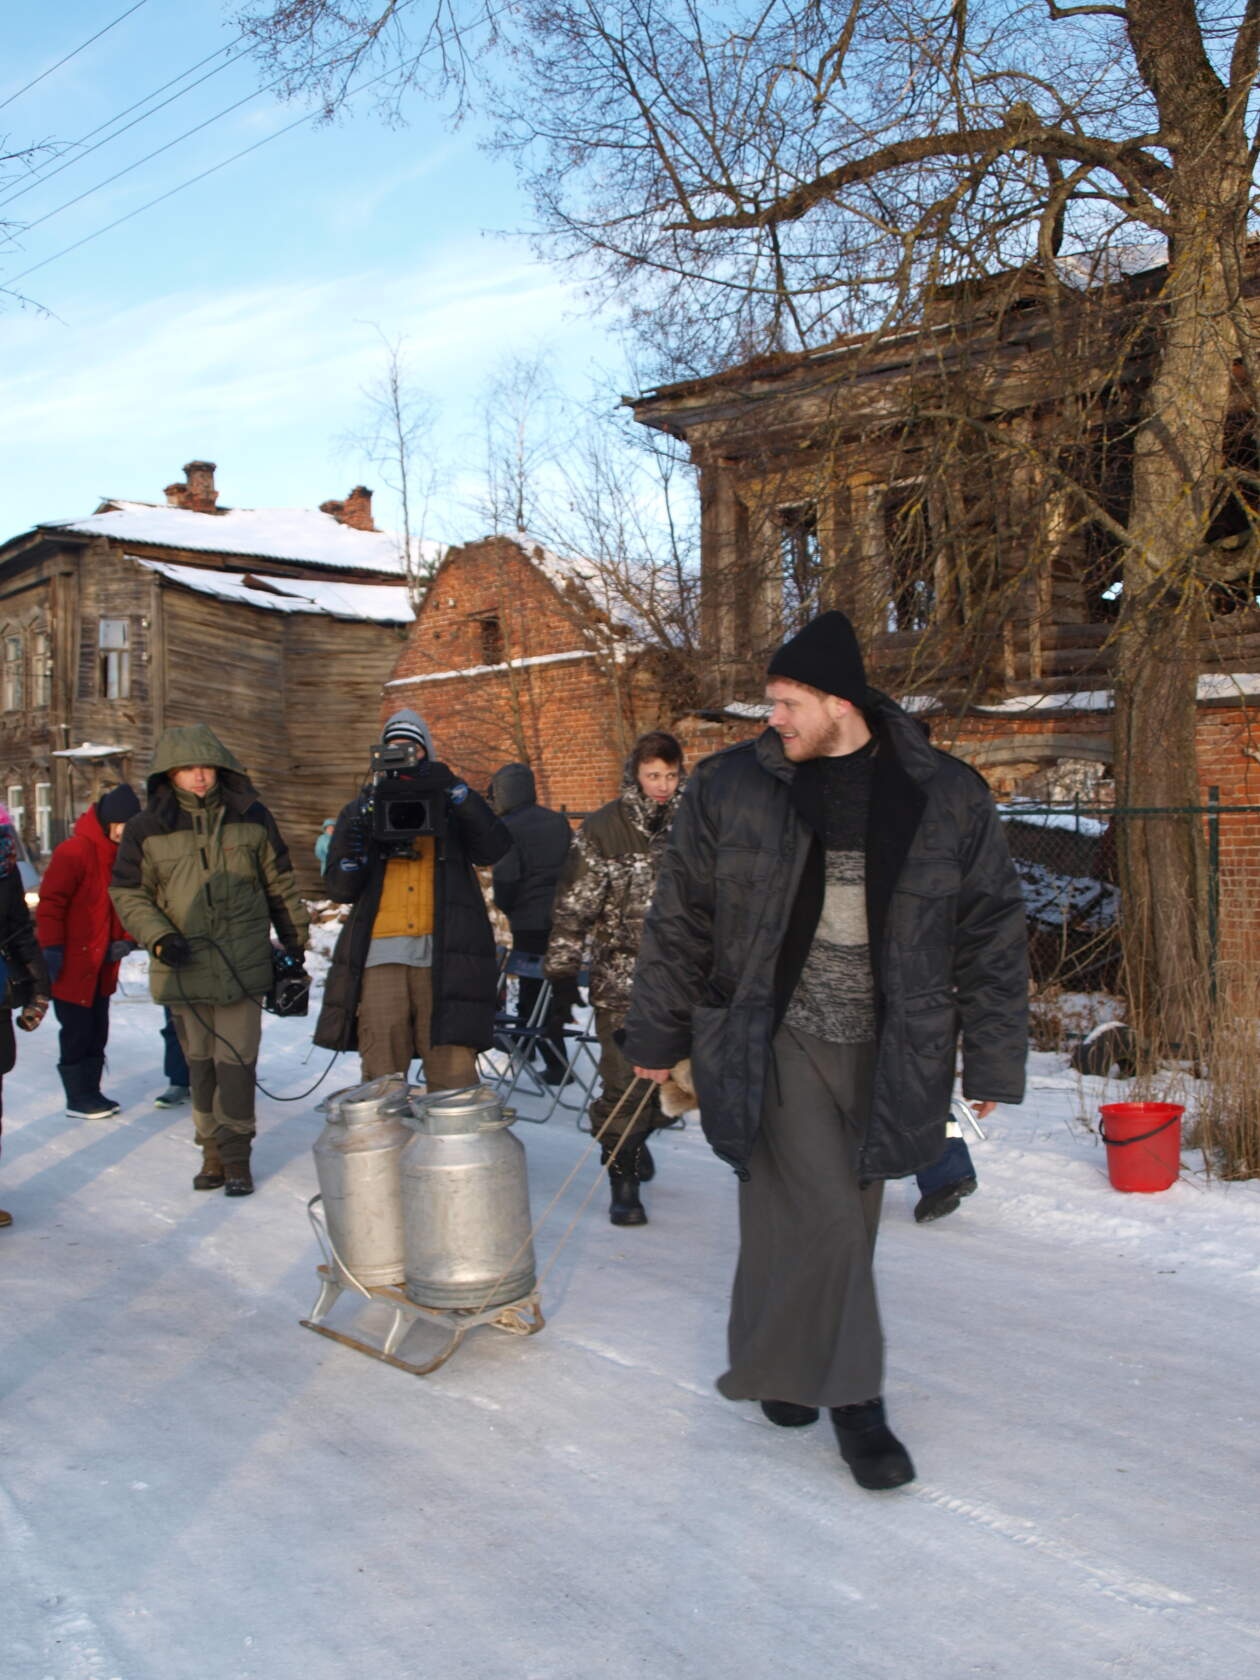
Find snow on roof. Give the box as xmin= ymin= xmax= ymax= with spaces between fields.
xmin=974 ymin=677 xmax=1260 ymax=713
xmin=971 ymin=690 xmax=1115 ymax=715
xmin=134 ymin=559 xmax=413 ymax=623
xmin=52 ymin=742 xmax=132 ymax=759
xmin=999 ymin=801 xmax=1111 ymax=837
xmin=499 ymin=531 xmax=602 ymax=597
xmin=1196 ymin=672 xmax=1260 ymax=701
xmin=1056 ymin=241 xmax=1169 ymax=289
xmin=716 ymin=677 xmax=1260 ymax=724
xmin=42 ymin=500 xmax=441 ymax=577
xmin=385 ymin=648 xmax=598 ymax=687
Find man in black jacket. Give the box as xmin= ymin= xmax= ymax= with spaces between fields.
xmin=314 ymin=710 xmax=511 ymax=1089
xmin=623 ymin=611 xmax=1027 ymax=1492
xmin=488 ymin=763 xmax=575 ymax=1084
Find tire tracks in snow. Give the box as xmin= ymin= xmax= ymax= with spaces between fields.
xmin=913 ymin=1481 xmax=1260 ymax=1640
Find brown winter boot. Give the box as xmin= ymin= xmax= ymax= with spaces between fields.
xmin=216 ymin=1129 xmax=255 ymax=1197
xmin=193 ymin=1138 xmax=225 ymax=1191
xmin=0 ymin=1208 xmax=12 ymax=1229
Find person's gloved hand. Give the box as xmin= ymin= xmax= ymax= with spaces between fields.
xmin=153 ymin=933 xmax=193 ymax=968
xmin=18 ymin=997 xmax=48 ymax=1032
xmin=404 ymin=760 xmax=456 ymax=795
xmin=106 ymin=938 xmax=137 ymax=963
xmin=41 ymin=945 xmax=64 ymax=985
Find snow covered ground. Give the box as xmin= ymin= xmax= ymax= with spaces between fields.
xmin=3 ymin=965 xmax=1259 ymax=1680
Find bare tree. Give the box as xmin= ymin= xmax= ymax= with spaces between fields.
xmin=344 ymin=328 xmax=442 ymax=603
xmin=2 ymin=133 xmax=60 ymax=308
xmin=238 ymin=0 xmax=1260 ymax=1050
xmin=473 ymin=348 xmax=557 ymax=535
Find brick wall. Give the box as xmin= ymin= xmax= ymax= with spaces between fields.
xmin=385 ymin=543 xmax=1260 ymax=962
xmin=385 ymin=536 xmax=671 ymax=813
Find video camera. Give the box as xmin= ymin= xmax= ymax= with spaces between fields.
xmin=360 ymin=739 xmax=447 ymax=855
xmin=265 ymin=947 xmax=310 ymax=1018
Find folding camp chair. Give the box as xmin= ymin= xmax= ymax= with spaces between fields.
xmin=478 ymin=947 xmax=552 ymax=1113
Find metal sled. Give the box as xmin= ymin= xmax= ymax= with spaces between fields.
xmin=300 ymin=1264 xmax=545 ymax=1377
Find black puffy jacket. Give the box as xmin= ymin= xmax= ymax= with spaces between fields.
xmin=313 ymin=770 xmax=511 ymax=1054
xmin=488 ymin=764 xmax=573 ymax=936
xmin=621 ymin=692 xmax=1028 ymax=1180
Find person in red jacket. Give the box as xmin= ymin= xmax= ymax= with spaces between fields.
xmin=36 ymin=784 xmax=141 ymax=1119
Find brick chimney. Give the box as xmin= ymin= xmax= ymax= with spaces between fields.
xmin=164 ymin=460 xmax=220 ymax=513
xmin=319 ymin=485 xmax=375 ymax=531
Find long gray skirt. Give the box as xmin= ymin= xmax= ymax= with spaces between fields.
xmin=716 ymin=1024 xmax=885 ymax=1409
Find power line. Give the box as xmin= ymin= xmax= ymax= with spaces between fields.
xmin=2 ymin=103 xmax=334 ymax=290
xmin=0 ymin=36 xmax=247 ymax=212
xmin=16 ymin=72 xmax=292 ymax=238
xmin=0 ymin=0 xmax=507 ymax=294
xmin=0 ymin=1 xmax=153 ymax=116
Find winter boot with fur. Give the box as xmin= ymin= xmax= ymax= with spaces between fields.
xmin=215 ymin=1128 xmax=254 ymax=1198
xmin=830 ymin=1398 xmax=915 ymax=1490
xmin=601 ymin=1138 xmax=647 ymax=1227
xmin=193 ymin=1137 xmax=226 ymax=1191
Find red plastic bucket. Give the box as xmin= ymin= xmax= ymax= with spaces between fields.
xmin=1098 ymin=1103 xmax=1183 ymax=1192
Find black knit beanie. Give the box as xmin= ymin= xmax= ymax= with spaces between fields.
xmin=97 ymin=784 xmax=141 ymax=826
xmin=766 ymin=610 xmax=867 ymax=706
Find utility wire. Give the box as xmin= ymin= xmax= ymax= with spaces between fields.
xmin=1 ymin=103 xmax=320 ymax=290
xmin=0 ymin=36 xmax=247 ymax=212
xmin=16 ymin=70 xmax=295 ymax=238
xmin=0 ymin=1 xmax=153 ymax=116
xmin=1 ymin=0 xmax=507 ymax=293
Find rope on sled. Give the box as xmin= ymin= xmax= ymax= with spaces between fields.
xmin=465 ymin=1077 xmax=660 ymax=1320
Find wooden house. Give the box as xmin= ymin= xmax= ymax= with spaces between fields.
xmin=627 ymin=259 xmax=1260 ymax=785
xmin=0 ymin=462 xmax=422 ymax=892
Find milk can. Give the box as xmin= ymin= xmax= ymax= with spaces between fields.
xmin=312 ymin=1074 xmax=414 ymax=1288
xmin=400 ymin=1084 xmax=536 ymax=1310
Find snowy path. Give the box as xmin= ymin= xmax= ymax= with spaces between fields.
xmin=2 ymin=991 xmax=1259 ymax=1680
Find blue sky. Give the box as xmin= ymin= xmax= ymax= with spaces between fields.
xmin=0 ymin=1 xmax=628 ymax=545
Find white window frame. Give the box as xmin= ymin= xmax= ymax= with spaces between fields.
xmin=6 ymin=783 xmax=25 ymax=836
xmin=34 ymin=782 xmax=52 ymax=854
xmin=2 ymin=632 xmax=23 ymax=712
xmin=98 ymin=618 xmax=130 ymax=700
xmin=31 ymin=628 xmax=52 ymax=708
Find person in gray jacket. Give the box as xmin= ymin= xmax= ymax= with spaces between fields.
xmin=623 ymin=611 xmax=1027 ymax=1492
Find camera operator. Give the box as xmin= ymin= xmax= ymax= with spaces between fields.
xmin=110 ymin=726 xmax=309 ymax=1198
xmin=314 ymin=709 xmax=511 ymax=1090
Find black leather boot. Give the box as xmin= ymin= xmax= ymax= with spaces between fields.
xmin=830 ymin=1398 xmax=915 ymax=1490
xmin=761 ymin=1400 xmax=820 ymax=1427
xmin=601 ymin=1139 xmax=647 ymax=1226
xmin=215 ymin=1128 xmax=254 ymax=1197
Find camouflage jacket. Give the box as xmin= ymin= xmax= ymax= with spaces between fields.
xmin=544 ymin=776 xmax=684 ymax=1016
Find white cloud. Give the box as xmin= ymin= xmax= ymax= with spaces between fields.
xmin=0 ymin=237 xmax=618 ymax=540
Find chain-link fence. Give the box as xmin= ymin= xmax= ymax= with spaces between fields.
xmin=1000 ymin=792 xmax=1260 ymax=991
